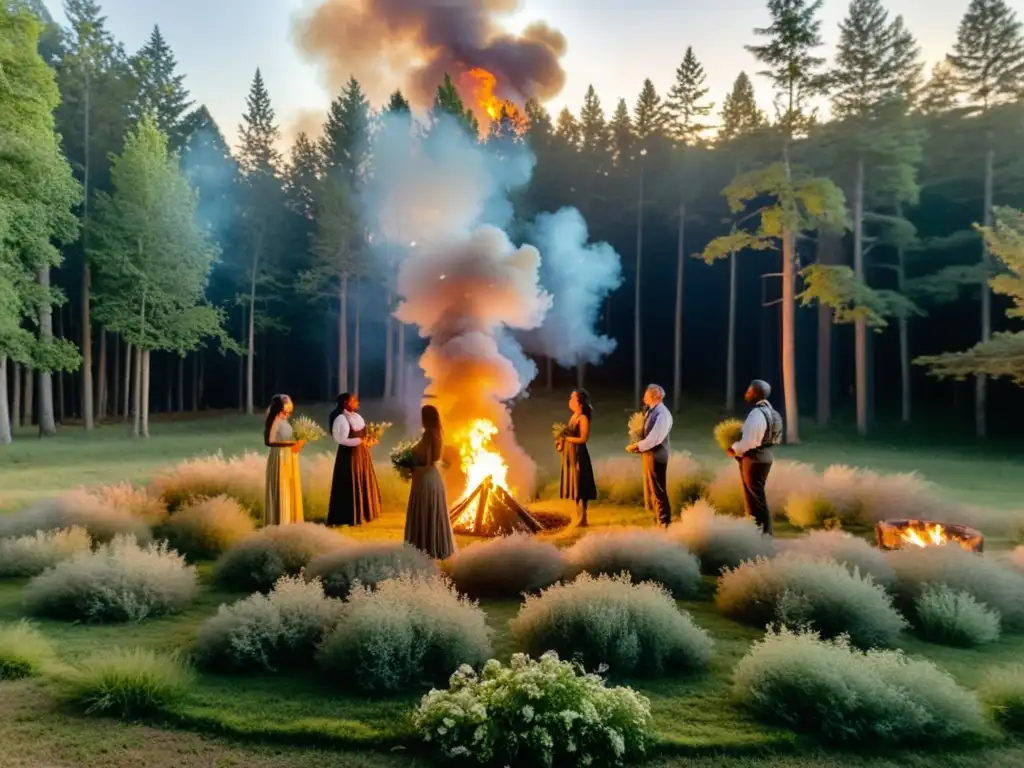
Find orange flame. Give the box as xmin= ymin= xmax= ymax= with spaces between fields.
xmin=899 ymin=521 xmax=951 ymax=548
xmin=456 ymin=419 xmax=508 ymax=499
xmin=460 ymin=68 xmax=530 ymax=137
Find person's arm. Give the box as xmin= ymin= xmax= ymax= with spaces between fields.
xmin=635 ymin=410 xmax=670 ymax=453
xmin=265 ymin=421 xmax=296 ymax=448
xmin=565 ymin=415 xmax=590 ymax=444
xmin=732 ymin=410 xmax=766 ymax=455
xmin=331 ymin=414 xmax=362 ymax=447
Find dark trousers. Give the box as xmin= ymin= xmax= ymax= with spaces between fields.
xmin=739 ymin=456 xmax=773 ymax=535
xmin=642 ymin=452 xmax=671 ymax=526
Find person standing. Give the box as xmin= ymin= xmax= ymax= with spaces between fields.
xmin=627 ymin=384 xmax=673 ymax=527
xmin=727 ymin=379 xmax=783 ymax=536
xmin=404 ymin=405 xmax=456 ymax=559
xmin=558 ymin=389 xmax=598 ymax=527
xmin=264 ymin=394 xmax=305 ymax=526
xmin=327 ymin=393 xmax=382 ymax=527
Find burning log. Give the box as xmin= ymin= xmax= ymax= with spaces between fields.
xmin=875 ymin=519 xmax=983 ymax=553
xmin=449 ymin=476 xmax=544 ymax=537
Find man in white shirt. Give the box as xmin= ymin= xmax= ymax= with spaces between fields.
xmin=727 ymin=379 xmax=783 ymax=536
xmin=627 ymin=384 xmax=673 ymax=527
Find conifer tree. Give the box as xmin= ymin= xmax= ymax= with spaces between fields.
xmin=131 ymin=25 xmax=192 ymax=147
xmin=608 ymin=98 xmax=634 ymax=165
xmin=919 ymin=61 xmax=960 ymax=114
xmin=322 ymin=76 xmax=371 ymax=186
xmin=719 ymin=72 xmax=765 ymax=143
xmin=555 ymin=107 xmax=581 ymax=147
xmin=431 ymin=73 xmax=478 ymax=135
xmin=666 ymin=47 xmax=714 ymax=144
xmin=633 ymin=78 xmax=668 ymax=142
xmin=385 ymin=90 xmax=410 ymax=113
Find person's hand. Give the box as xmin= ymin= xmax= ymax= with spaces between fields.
xmin=726 ymin=447 xmax=736 ymax=458
xmin=626 ymin=443 xmax=639 ymax=454
xmin=291 ymin=440 xmax=306 ymax=454
xmin=555 ymin=438 xmax=564 ymax=453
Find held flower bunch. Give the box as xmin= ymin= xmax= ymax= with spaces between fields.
xmin=552 ymin=422 xmax=569 ymax=440
xmin=390 ymin=440 xmax=418 ymax=481
xmin=713 ymin=419 xmax=744 ymax=453
xmin=290 ymin=415 xmax=326 ymax=443
xmin=412 ymin=651 xmax=653 ymax=767
xmin=363 ymin=421 xmax=392 ymax=448
xmin=627 ymin=411 xmax=645 ymax=444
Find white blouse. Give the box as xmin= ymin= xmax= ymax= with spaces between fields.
xmin=332 ymin=410 xmax=365 ymax=448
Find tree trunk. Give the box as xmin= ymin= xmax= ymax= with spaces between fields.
xmin=131 ymin=345 xmax=142 ymax=437
xmin=726 ymin=253 xmax=738 ymax=412
xmin=816 ymin=232 xmax=841 ymax=425
xmin=55 ymin=308 xmax=65 ymax=423
xmin=112 ymin=336 xmax=120 ymax=423
xmin=12 ymin=362 xmax=21 ymax=429
xmin=142 ymin=349 xmax=151 ymax=438
xmin=96 ymin=330 xmax=107 ymax=420
xmin=246 ymin=236 xmax=261 ymax=415
xmin=781 ymin=228 xmax=800 ymax=444
xmin=23 ymin=367 xmax=33 ymax=427
xmin=0 ymin=356 xmax=10 ymax=445
xmin=633 ymin=163 xmax=644 ymax=409
xmin=396 ymin=322 xmax=406 ymax=398
xmin=383 ymin=298 xmax=394 ymax=400
xmin=852 ymin=157 xmax=867 ymax=436
xmin=338 ymin=270 xmax=349 ymax=392
xmin=672 ymin=201 xmax=685 ymax=412
xmin=237 ymin=307 xmax=245 ymax=411
xmin=123 ymin=342 xmax=132 ymax=422
xmin=354 ymin=276 xmax=361 ymax=395
xmin=36 ymin=267 xmax=57 ymax=436
xmin=194 ymin=354 xmax=203 ymax=411
xmin=977 ymin=138 xmax=994 ymax=438
xmin=81 ymin=68 xmax=94 ymax=431
xmin=895 ymin=204 xmax=911 ymax=423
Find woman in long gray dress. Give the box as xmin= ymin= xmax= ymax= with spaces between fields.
xmin=264 ymin=394 xmax=305 ymax=526
xmin=403 ymin=405 xmax=456 ymax=560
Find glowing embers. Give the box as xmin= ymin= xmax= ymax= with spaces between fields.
xmin=875 ymin=519 xmax=983 ymax=553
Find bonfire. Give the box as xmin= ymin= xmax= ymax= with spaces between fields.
xmin=875 ymin=519 xmax=984 ymax=553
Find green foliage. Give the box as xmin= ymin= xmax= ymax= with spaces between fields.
xmin=0 ymin=620 xmax=55 ymax=679
xmin=913 ymin=583 xmax=1001 ymax=647
xmin=159 ymin=495 xmax=255 ymax=561
xmin=668 ymin=500 xmax=775 ymax=575
xmin=800 ymin=264 xmax=913 ymax=327
xmin=718 ymin=71 xmax=766 ymax=144
xmin=980 ymin=666 xmax=1024 ymax=732
xmin=666 ymin=47 xmax=713 ymax=144
xmin=948 ymin=0 xmax=1024 ymax=110
xmin=322 ymin=76 xmax=371 ymax=184
xmin=444 ymin=533 xmax=565 ymax=599
xmin=0 ymin=526 xmax=91 ymax=577
xmin=0 ymin=488 xmax=151 ymax=543
xmin=212 ymin=522 xmax=348 ymax=592
xmin=633 ymin=78 xmax=668 ymax=142
xmin=431 ymin=73 xmax=478 ymax=136
xmin=303 ymin=541 xmax=440 ymax=599
xmin=563 ymin=529 xmax=701 ymax=599
xmin=784 ymin=529 xmax=896 ymax=587
xmin=130 ymin=25 xmax=193 ymax=146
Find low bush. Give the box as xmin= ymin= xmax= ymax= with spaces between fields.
xmin=590 ymin=452 xmax=708 ymax=509
xmin=317 ymin=573 xmax=492 ymax=693
xmin=87 ymin=483 xmax=169 ymax=527
xmin=24 ymin=535 xmax=198 ymax=622
xmin=443 ymin=534 xmax=565 ymax=598
xmin=510 ymin=573 xmax=713 ymax=677
xmin=563 ymin=528 xmax=700 ymax=599
xmin=53 ymin=647 xmax=194 ymax=719
xmin=705 ymin=460 xmax=816 ymax=520
xmin=913 ymin=584 xmax=1000 ymax=647
xmin=195 ymin=576 xmax=342 ymax=672
xmin=0 ymin=491 xmax=151 ymax=544
xmin=716 ymin=553 xmax=906 ymax=649
xmin=159 ymin=496 xmax=255 ymax=561
xmin=414 ymin=652 xmax=654 ymax=768
xmin=783 ymin=530 xmax=896 ymax=587
xmin=0 ymin=527 xmax=92 ymax=578
xmin=149 ymin=451 xmax=265 ymax=516
xmin=668 ymin=500 xmax=774 ymax=575
xmin=0 ymin=620 xmax=55 ymax=679
xmin=887 ymin=545 xmax=1024 ymax=631
xmin=980 ymin=666 xmax=1024 ymax=733
xmin=732 ymin=627 xmax=988 ymax=744
xmin=212 ymin=523 xmax=349 ymax=593
xmin=302 ymin=455 xmax=409 ymax=521
xmin=305 ymin=542 xmax=440 ymax=599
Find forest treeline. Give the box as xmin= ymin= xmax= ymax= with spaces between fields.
xmin=1 ymin=0 xmax=1023 ymax=445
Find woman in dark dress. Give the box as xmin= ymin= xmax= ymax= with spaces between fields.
xmin=327 ymin=393 xmax=382 ymax=527
xmin=403 ymin=405 xmax=456 ymax=559
xmin=557 ymin=389 xmax=597 ymax=527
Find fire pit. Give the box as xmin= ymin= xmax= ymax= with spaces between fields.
xmin=449 ymin=476 xmax=544 ymax=537
xmin=875 ymin=519 xmax=984 ymax=553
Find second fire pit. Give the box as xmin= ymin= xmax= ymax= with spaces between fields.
xmin=875 ymin=519 xmax=984 ymax=553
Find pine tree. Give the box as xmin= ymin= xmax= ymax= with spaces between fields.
xmin=555 ymin=107 xmax=581 ymax=147
xmin=666 ymin=47 xmax=714 ymax=144
xmin=431 ymin=73 xmax=478 ymax=135
xmin=130 ymin=25 xmax=192 ymax=147
xmin=608 ymin=98 xmax=634 ymax=165
xmin=579 ymin=85 xmax=609 ymax=157
xmin=719 ymin=72 xmax=765 ymax=143
xmin=944 ymin=0 xmax=1024 ymax=436
xmin=633 ymin=78 xmax=668 ymax=142
xmin=180 ymin=105 xmax=237 ymax=238
xmin=322 ymin=76 xmax=371 ymax=186
xmin=385 ymin=89 xmax=410 ymax=113
xmin=919 ymin=61 xmax=960 ymax=114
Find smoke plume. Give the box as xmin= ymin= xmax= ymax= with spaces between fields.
xmin=293 ymin=0 xmax=567 ymax=109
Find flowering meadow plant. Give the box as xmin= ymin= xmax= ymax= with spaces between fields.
xmin=364 ymin=421 xmax=392 ymax=445
xmin=390 ymin=440 xmax=418 ymax=481
xmin=290 ymin=415 xmax=326 ymax=443
xmin=413 ymin=651 xmax=653 ymax=767
xmin=627 ymin=411 xmax=645 ymax=444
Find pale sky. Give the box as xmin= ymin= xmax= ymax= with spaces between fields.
xmin=42 ymin=0 xmax=965 ymax=150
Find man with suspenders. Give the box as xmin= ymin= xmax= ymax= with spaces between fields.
xmin=726 ymin=379 xmax=783 ymax=536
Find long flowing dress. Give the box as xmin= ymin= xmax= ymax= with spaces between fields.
xmin=403 ymin=430 xmax=456 ymax=559
xmin=559 ymin=415 xmax=597 ymax=502
xmin=327 ymin=410 xmax=382 ymax=527
xmin=265 ymin=418 xmax=304 ymax=526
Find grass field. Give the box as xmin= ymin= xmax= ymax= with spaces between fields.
xmin=2 ymin=393 xmax=1024 ymax=766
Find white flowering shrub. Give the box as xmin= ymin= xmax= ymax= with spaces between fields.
xmin=24 ymin=535 xmax=198 ymax=622
xmin=913 ymin=584 xmax=1001 ymax=647
xmin=317 ymin=573 xmax=492 ymax=693
xmin=213 ymin=523 xmax=349 ymax=592
xmin=149 ymin=451 xmax=265 ymax=516
xmin=305 ymin=542 xmax=440 ymax=599
xmin=0 ymin=527 xmax=92 ymax=578
xmin=413 ymin=652 xmax=654 ymax=767
xmin=196 ymin=576 xmax=342 ymax=671
xmin=87 ymin=483 xmax=169 ymax=527
xmin=667 ymin=500 xmax=774 ymax=575
xmin=783 ymin=530 xmax=896 ymax=588
xmin=444 ymin=534 xmax=565 ymax=599
xmin=510 ymin=573 xmax=713 ymax=677
xmin=716 ymin=553 xmax=906 ymax=649
xmin=160 ymin=495 xmax=255 ymax=561
xmin=564 ymin=529 xmax=700 ymax=599
xmin=732 ymin=627 xmax=987 ymax=743
xmin=0 ymin=490 xmax=151 ymax=544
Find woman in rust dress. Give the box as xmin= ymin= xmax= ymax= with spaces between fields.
xmin=558 ymin=389 xmax=597 ymax=527
xmin=327 ymin=393 xmax=382 ymax=527
xmin=403 ymin=405 xmax=456 ymax=559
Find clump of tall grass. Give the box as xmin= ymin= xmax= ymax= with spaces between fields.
xmin=0 ymin=620 xmax=55 ymax=679
xmin=195 ymin=576 xmax=342 ymax=672
xmin=980 ymin=666 xmax=1024 ymax=733
xmin=563 ymin=528 xmax=701 ymax=599
xmin=212 ymin=522 xmax=349 ymax=593
xmin=0 ymin=527 xmax=92 ymax=578
xmin=24 ymin=535 xmax=198 ymax=623
xmin=159 ymin=495 xmax=255 ymax=561
xmin=667 ymin=500 xmax=774 ymax=575
xmin=0 ymin=490 xmax=151 ymax=544
xmin=148 ymin=451 xmax=265 ymax=516
xmin=913 ymin=584 xmax=1001 ymax=647
xmin=783 ymin=530 xmax=896 ymax=588
xmin=716 ymin=553 xmax=906 ymax=649
xmin=510 ymin=573 xmax=713 ymax=677
xmin=305 ymin=541 xmax=440 ymax=599
xmin=732 ymin=627 xmax=988 ymax=744
xmin=317 ymin=573 xmax=492 ymax=693
xmin=52 ymin=647 xmax=194 ymax=719
xmin=87 ymin=482 xmax=169 ymax=527
xmin=590 ymin=452 xmax=708 ymax=509
xmin=887 ymin=545 xmax=1024 ymax=631
xmin=444 ymin=534 xmax=565 ymax=598
xmin=705 ymin=460 xmax=816 ymax=520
